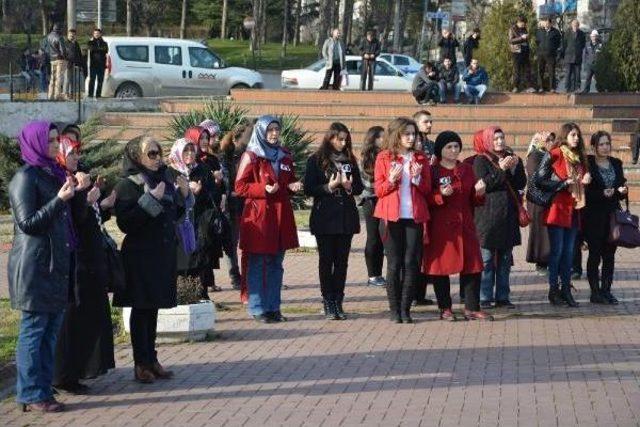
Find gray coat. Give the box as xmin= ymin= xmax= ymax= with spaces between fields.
xmin=322 ymin=37 xmax=345 ymax=69
xmin=582 ymin=41 xmax=602 ymax=67
xmin=8 ymin=166 xmax=72 ymax=312
xmin=47 ymin=30 xmax=67 ymax=61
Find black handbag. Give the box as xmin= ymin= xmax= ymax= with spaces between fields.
xmin=526 ymin=151 xmax=560 ymax=208
xmin=609 ymin=196 xmax=640 ymax=248
xmin=102 ymin=230 xmax=126 ymax=293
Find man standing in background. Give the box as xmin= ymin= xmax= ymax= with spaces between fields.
xmin=87 ymin=28 xmax=109 ymax=98
xmin=46 ymin=23 xmax=67 ymax=100
xmin=359 ymin=30 xmax=381 ymax=91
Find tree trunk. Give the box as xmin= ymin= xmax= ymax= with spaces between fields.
xmin=316 ymin=0 xmax=328 ymax=46
xmin=251 ymin=0 xmax=259 ymax=52
xmin=260 ymin=0 xmax=267 ymax=45
xmin=342 ymin=0 xmax=354 ymax=46
xmin=380 ymin=0 xmax=393 ymax=51
xmin=293 ymin=0 xmax=301 ymax=46
xmin=416 ymin=0 xmax=429 ymax=60
xmin=126 ymin=0 xmax=132 ymax=36
xmin=67 ymin=0 xmax=76 ymax=31
xmin=220 ymin=0 xmax=228 ymax=39
xmin=281 ymin=0 xmax=288 ymax=58
xmin=180 ymin=0 xmax=187 ymax=39
xmin=392 ymin=0 xmax=402 ymax=53
xmin=39 ymin=0 xmax=47 ymax=36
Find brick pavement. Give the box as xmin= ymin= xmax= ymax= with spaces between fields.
xmin=1 ymin=231 xmax=640 ymax=426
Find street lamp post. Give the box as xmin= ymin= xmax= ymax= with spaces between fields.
xmin=244 ymin=17 xmax=257 ymax=71
xmin=97 ymin=0 xmax=103 ymax=29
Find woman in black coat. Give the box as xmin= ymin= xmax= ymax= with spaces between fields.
xmin=583 ymin=131 xmax=628 ymax=304
xmin=473 ymin=126 xmax=527 ymax=309
xmin=304 ymin=122 xmax=363 ymax=320
xmin=525 ymin=132 xmax=556 ymax=273
xmin=52 ymin=126 xmax=115 ymax=394
xmin=113 ymin=136 xmax=189 ymax=383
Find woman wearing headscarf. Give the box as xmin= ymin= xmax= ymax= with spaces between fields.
xmin=423 ymin=131 xmax=490 ymax=321
xmin=167 ymin=138 xmax=221 ymax=299
xmin=52 ymin=126 xmax=116 ymax=394
xmin=473 ymin=126 xmax=527 ymax=309
xmin=8 ymin=121 xmax=77 ymax=412
xmin=525 ymin=131 xmax=556 ymax=274
xmin=113 ymin=135 xmax=190 ymax=383
xmin=235 ymin=115 xmax=303 ymax=323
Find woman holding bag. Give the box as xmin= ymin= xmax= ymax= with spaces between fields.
xmin=583 ymin=131 xmax=627 ymax=304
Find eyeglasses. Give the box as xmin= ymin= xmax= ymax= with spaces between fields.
xmin=146 ymin=150 xmax=161 ymax=159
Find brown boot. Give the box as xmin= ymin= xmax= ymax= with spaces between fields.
xmin=151 ymin=361 xmax=174 ymax=379
xmin=134 ymin=364 xmax=156 ymax=383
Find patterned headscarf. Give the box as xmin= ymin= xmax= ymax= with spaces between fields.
xmin=56 ymin=135 xmax=81 ymax=171
xmin=169 ymin=138 xmax=197 ymax=176
xmin=246 ymin=115 xmax=287 ymax=176
xmin=200 ymin=119 xmax=221 ymax=138
xmin=527 ymin=131 xmax=554 ymax=156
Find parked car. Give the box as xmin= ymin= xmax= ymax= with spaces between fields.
xmin=281 ymin=55 xmax=412 ymax=91
xmin=99 ymin=37 xmax=263 ymax=98
xmin=378 ymin=53 xmax=422 ymax=75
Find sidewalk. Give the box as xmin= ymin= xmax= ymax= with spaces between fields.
xmin=1 ymin=232 xmax=639 ymax=426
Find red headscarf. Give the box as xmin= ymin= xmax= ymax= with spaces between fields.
xmin=56 ymin=135 xmax=81 ymax=171
xmin=472 ymin=129 xmax=484 ymax=154
xmin=476 ymin=125 xmax=503 ymax=155
xmin=184 ymin=126 xmax=210 ymax=158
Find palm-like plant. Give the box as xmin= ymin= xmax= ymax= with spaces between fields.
xmin=168 ymin=99 xmax=249 ymax=140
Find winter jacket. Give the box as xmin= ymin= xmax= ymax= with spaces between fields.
xmin=438 ymin=64 xmax=459 ymax=84
xmin=359 ymin=38 xmax=381 ymax=60
xmin=322 ymin=37 xmax=346 ymax=69
xmin=463 ymin=35 xmax=479 ymax=65
xmin=47 ymin=30 xmax=67 ymax=61
xmin=438 ymin=35 xmax=459 ymax=61
xmin=87 ymin=37 xmax=108 ymax=69
xmin=412 ymin=68 xmax=440 ymax=94
xmin=582 ymin=41 xmax=602 ymax=67
xmin=462 ymin=66 xmax=488 ymax=86
xmin=234 ymin=150 xmax=299 ymax=254
xmin=304 ymin=154 xmax=363 ymax=235
xmin=562 ymin=29 xmax=586 ymax=64
xmin=8 ymin=166 xmax=72 ymax=312
xmin=509 ymin=25 xmax=530 ymax=55
xmin=66 ymin=40 xmax=83 ymax=67
xmin=535 ymin=27 xmax=562 ymax=58
xmin=473 ymin=154 xmax=527 ymax=250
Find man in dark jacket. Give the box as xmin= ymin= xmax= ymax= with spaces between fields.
xmin=64 ymin=29 xmax=84 ymax=97
xmin=581 ymin=29 xmax=602 ymax=94
xmin=508 ymin=16 xmax=535 ymax=93
xmin=46 ymin=23 xmax=67 ymax=100
xmin=412 ymin=62 xmax=440 ymax=105
xmin=438 ymin=29 xmax=459 ymax=62
xmin=359 ymin=30 xmax=381 ymax=91
xmin=87 ymin=28 xmax=108 ymax=98
xmin=561 ymin=19 xmax=586 ymax=92
xmin=535 ymin=17 xmax=562 ymax=92
xmin=438 ymin=57 xmax=460 ymax=103
xmin=463 ymin=28 xmax=480 ymax=67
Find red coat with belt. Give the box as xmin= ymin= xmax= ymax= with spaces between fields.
xmin=422 ymin=162 xmax=484 ymax=276
xmin=234 ymin=150 xmax=299 ymax=254
xmin=373 ymin=149 xmax=431 ymax=222
xmin=543 ymin=147 xmax=585 ymax=228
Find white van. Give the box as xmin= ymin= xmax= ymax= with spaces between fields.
xmin=99 ymin=37 xmax=264 ymax=98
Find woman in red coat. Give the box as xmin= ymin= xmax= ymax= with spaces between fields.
xmin=533 ymin=122 xmax=591 ymax=307
xmin=423 ymin=131 xmax=492 ymax=321
xmin=234 ymin=115 xmax=303 ymax=323
xmin=374 ymin=117 xmax=431 ymax=324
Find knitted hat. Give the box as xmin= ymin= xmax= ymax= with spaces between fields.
xmin=434 ymin=131 xmax=462 ymax=159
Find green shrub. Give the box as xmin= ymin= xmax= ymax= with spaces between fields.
xmin=476 ymin=0 xmax=537 ymax=91
xmin=594 ymin=0 xmax=640 ymax=92
xmin=0 ymin=134 xmax=22 ymax=211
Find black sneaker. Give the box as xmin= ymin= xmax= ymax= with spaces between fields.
xmin=414 ymin=298 xmax=434 ymax=306
xmin=480 ymin=301 xmax=494 ymax=309
xmin=253 ymin=314 xmax=274 ymax=324
xmin=495 ymin=300 xmax=516 ymax=309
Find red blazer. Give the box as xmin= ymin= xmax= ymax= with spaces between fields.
xmin=373 ymin=149 xmax=431 ymax=225
xmin=234 ymin=150 xmax=299 ymax=254
xmin=543 ymin=147 xmax=585 ymax=228
xmin=423 ymin=162 xmax=484 ymax=276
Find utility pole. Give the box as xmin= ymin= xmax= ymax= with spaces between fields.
xmin=67 ymin=0 xmax=76 ymax=30
xmin=97 ymin=0 xmax=103 ymax=29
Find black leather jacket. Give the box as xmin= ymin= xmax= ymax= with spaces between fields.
xmin=8 ymin=166 xmax=72 ymax=312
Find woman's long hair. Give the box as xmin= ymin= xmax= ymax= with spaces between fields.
xmin=383 ymin=117 xmax=418 ymax=155
xmin=316 ymin=122 xmax=356 ymax=171
xmin=361 ymin=126 xmax=384 ymax=176
xmin=558 ymin=122 xmax=587 ymax=166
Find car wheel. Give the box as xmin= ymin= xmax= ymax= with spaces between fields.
xmin=230 ymin=83 xmax=250 ymax=93
xmin=115 ymin=82 xmax=143 ymax=98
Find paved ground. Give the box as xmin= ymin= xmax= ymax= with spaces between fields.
xmin=1 ymin=230 xmax=639 ymax=426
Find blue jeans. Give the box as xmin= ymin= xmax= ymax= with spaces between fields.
xmin=547 ymin=225 xmax=579 ymax=290
xmin=246 ymin=251 xmax=285 ymax=316
xmin=464 ymin=84 xmax=487 ymax=103
xmin=438 ymin=81 xmax=461 ymax=102
xmin=480 ymin=248 xmax=513 ymax=303
xmin=16 ymin=311 xmax=64 ymax=404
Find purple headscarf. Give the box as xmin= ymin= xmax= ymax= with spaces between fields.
xmin=18 ymin=121 xmax=66 ymax=183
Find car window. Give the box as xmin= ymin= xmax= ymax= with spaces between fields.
xmin=306 ymin=59 xmax=326 ymax=72
xmin=375 ymin=61 xmax=397 ymax=76
xmin=379 ymin=54 xmax=391 ymax=62
xmin=189 ymin=47 xmax=223 ymax=69
xmin=394 ymin=56 xmax=410 ymax=66
xmin=116 ymin=45 xmax=149 ymax=62
xmin=154 ymin=46 xmax=182 ymax=66
xmin=346 ymin=60 xmax=361 ymax=75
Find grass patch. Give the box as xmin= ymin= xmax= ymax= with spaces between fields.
xmin=0 ymin=299 xmax=20 ymax=366
xmin=294 ymin=209 xmax=310 ymax=229
xmin=206 ymin=39 xmax=319 ymax=70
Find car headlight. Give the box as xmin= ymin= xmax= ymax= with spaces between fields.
xmin=282 ymin=76 xmax=298 ymax=86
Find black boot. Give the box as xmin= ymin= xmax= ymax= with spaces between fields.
xmin=400 ymin=283 xmax=414 ymax=324
xmin=548 ymin=287 xmax=564 ymax=305
xmin=560 ymin=286 xmax=579 ymax=307
xmin=324 ymin=299 xmax=339 ymax=320
xmin=601 ymin=280 xmax=619 ymax=305
xmin=335 ymin=296 xmax=347 ymax=320
xmin=387 ymin=278 xmax=402 ymax=323
xmin=588 ymin=277 xmax=606 ymax=304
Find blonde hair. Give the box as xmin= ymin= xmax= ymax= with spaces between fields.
xmin=383 ymin=117 xmax=418 ymax=155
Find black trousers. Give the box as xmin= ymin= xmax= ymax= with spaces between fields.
xmin=321 ymin=62 xmax=341 ymax=90
xmin=587 ymin=234 xmax=617 ymax=288
xmin=537 ymin=55 xmax=556 ymax=91
xmin=573 ymin=233 xmax=584 ymax=275
xmin=432 ymin=273 xmax=481 ymax=312
xmin=632 ymin=133 xmax=640 ymax=164
xmin=413 ymin=81 xmax=439 ymax=104
xmin=381 ymin=219 xmax=423 ymax=315
xmin=316 ymin=234 xmax=353 ymax=300
xmin=360 ymin=59 xmax=376 ymax=90
xmin=564 ymin=63 xmax=581 ymax=92
xmin=130 ymin=308 xmax=159 ymax=365
xmin=362 ymin=198 xmax=384 ymax=277
xmin=582 ymin=65 xmax=595 ymax=92
xmin=512 ymin=53 xmax=533 ymax=90
xmin=88 ymin=66 xmax=105 ymax=98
